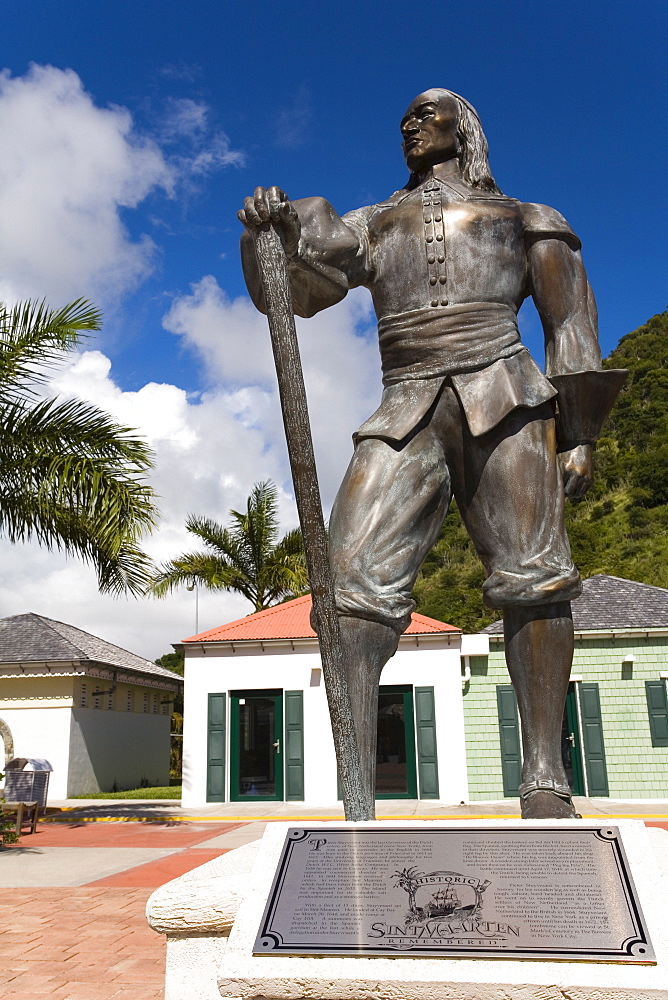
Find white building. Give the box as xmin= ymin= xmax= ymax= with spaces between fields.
xmin=0 ymin=613 xmax=182 ymax=799
xmin=180 ymin=595 xmax=488 ymax=809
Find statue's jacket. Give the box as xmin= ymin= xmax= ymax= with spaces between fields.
xmin=241 ymin=166 xmax=620 ymax=446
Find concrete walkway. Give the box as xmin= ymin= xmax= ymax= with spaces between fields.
xmin=3 ymin=802 xmax=668 ymax=999
xmin=43 ymin=796 xmax=668 ymax=821
xmin=0 ymin=818 xmax=261 ymax=999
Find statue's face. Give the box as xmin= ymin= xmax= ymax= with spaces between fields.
xmin=401 ymin=90 xmax=460 ymax=174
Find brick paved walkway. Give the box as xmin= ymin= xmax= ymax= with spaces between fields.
xmin=0 ymin=820 xmax=250 ymax=999
xmin=0 ymin=887 xmax=164 ymax=999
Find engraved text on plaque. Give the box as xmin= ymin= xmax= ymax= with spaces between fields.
xmin=254 ymin=827 xmax=654 ymax=963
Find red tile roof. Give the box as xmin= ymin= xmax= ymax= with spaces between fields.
xmin=183 ymin=594 xmax=460 ymax=643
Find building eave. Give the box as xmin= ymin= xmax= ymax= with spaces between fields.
xmin=487 ymin=626 xmax=668 ymax=643
xmin=0 ymin=659 xmax=181 ymax=690
xmin=179 ymin=631 xmax=460 ymax=656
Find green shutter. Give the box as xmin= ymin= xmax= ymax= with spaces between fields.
xmin=284 ymin=690 xmax=305 ymax=801
xmin=496 ymin=685 xmax=521 ymax=797
xmin=646 ymin=681 xmax=668 ymax=747
xmin=580 ymin=683 xmax=609 ymax=797
xmin=415 ymin=686 xmax=439 ymax=799
xmin=207 ymin=693 xmax=226 ymax=802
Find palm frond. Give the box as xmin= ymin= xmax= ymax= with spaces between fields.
xmin=259 ymin=527 xmax=309 ymax=605
xmin=0 ymin=491 xmax=154 ymax=596
xmin=0 ymin=397 xmax=157 ymax=544
xmin=148 ymin=553 xmax=257 ymax=605
xmin=148 ymin=480 xmax=307 ymax=611
xmin=229 ymin=480 xmax=280 ymax=578
xmin=0 ymin=298 xmax=102 ymax=398
xmin=274 ymin=527 xmax=307 ymax=557
xmin=0 ymin=298 xmax=159 ymax=598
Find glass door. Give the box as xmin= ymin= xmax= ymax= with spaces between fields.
xmin=230 ymin=689 xmax=283 ymax=801
xmin=376 ymin=685 xmax=417 ymax=799
xmin=562 ymin=682 xmax=585 ymax=796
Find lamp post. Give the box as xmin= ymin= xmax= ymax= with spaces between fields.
xmin=186 ymin=578 xmax=199 ymax=635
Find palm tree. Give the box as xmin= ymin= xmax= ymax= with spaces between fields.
xmin=393 ymin=868 xmax=422 ymax=914
xmin=148 ymin=480 xmax=308 ymax=612
xmin=0 ymin=298 xmax=158 ymax=595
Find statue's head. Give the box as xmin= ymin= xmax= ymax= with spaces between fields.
xmin=401 ymin=89 xmax=500 ymax=193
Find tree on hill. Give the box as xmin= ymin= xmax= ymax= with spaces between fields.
xmin=148 ymin=480 xmax=308 ymax=612
xmin=155 ymin=649 xmax=184 ymax=719
xmin=0 ymin=298 xmax=157 ymax=595
xmin=565 ymin=309 xmax=668 ymax=585
xmin=155 ymin=649 xmax=184 ymax=676
xmin=414 ymin=310 xmax=668 ymax=629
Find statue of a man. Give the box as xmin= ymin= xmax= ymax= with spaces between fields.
xmin=239 ymin=89 xmax=624 ymax=819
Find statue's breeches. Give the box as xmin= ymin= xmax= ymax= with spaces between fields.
xmin=329 ymin=384 xmax=581 ymax=634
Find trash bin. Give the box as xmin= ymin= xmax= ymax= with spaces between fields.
xmin=4 ymin=758 xmax=53 ymax=807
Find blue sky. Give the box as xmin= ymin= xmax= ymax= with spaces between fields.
xmin=1 ymin=0 xmax=666 ymax=655
xmin=5 ymin=0 xmax=666 ymax=384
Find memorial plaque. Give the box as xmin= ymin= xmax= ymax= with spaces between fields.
xmin=254 ymin=826 xmax=655 ymax=963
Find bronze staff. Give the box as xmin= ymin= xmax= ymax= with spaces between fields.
xmin=250 ymin=220 xmax=368 ymax=821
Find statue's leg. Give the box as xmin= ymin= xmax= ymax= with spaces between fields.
xmin=326 ymin=413 xmax=452 ymax=811
xmin=445 ymin=402 xmax=582 ymax=820
xmin=503 ymin=602 xmax=577 ymax=819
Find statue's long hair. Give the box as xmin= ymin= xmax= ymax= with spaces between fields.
xmin=407 ymin=89 xmax=502 ymax=195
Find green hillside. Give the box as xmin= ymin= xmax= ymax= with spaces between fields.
xmin=413 ymin=311 xmax=668 ymax=631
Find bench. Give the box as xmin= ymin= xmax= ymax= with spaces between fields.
xmin=1 ymin=800 xmax=39 ymax=835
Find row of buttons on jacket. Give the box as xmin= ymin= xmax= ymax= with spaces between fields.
xmin=422 ymin=183 xmax=448 ymax=306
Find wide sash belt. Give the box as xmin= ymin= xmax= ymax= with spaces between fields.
xmin=378 ymin=301 xmax=521 ymax=383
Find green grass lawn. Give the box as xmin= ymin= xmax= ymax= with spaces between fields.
xmin=71 ymin=786 xmax=182 ymax=799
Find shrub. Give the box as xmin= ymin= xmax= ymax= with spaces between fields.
xmin=0 ymin=773 xmax=19 ymax=846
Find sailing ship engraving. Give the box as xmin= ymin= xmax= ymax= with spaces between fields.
xmin=393 ymin=867 xmax=491 ymax=924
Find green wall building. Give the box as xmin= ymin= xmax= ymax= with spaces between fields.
xmin=463 ymin=575 xmax=668 ymax=802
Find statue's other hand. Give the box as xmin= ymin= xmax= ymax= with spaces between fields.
xmin=237 ymin=186 xmax=301 ymax=257
xmin=559 ymin=444 xmax=593 ymax=499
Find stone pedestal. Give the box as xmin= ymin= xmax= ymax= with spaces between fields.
xmin=147 ymin=839 xmax=260 ymax=1000
xmin=148 ymin=820 xmax=668 ymax=1000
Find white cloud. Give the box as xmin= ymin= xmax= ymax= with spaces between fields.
xmin=0 ymin=282 xmax=381 ymax=659
xmin=158 ymin=62 xmax=203 ymax=84
xmin=163 ymin=276 xmax=382 ymax=502
xmin=0 ymin=65 xmax=244 ymax=310
xmin=159 ymin=97 xmax=244 ymax=174
xmin=0 ymin=63 xmax=380 ymax=661
xmin=161 ymin=97 xmax=209 ymax=140
xmin=0 ymin=64 xmax=174 ymax=306
xmin=0 ymin=353 xmax=286 ymax=657
xmin=0 ymin=540 xmax=246 ymax=662
xmin=163 ymin=275 xmax=275 ymax=385
xmin=47 ymin=349 xmax=289 ymax=558
xmin=275 ymin=84 xmax=313 ymax=149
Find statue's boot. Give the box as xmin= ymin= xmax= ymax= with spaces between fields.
xmin=337 ymin=616 xmax=400 ymax=819
xmin=503 ymin=602 xmax=579 ymax=820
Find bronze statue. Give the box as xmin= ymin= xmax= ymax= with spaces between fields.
xmin=239 ymin=89 xmax=625 ymax=820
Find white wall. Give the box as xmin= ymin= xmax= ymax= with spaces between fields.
xmin=68 ymin=708 xmax=171 ymax=795
xmin=382 ymin=638 xmax=469 ymax=804
xmin=0 ymin=706 xmax=72 ymax=799
xmin=181 ymin=643 xmax=333 ymax=809
xmin=182 ymin=634 xmax=469 ymax=808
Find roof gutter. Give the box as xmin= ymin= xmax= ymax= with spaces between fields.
xmin=179 ymin=632 xmax=461 ymax=654
xmin=0 ymin=660 xmax=181 ymax=690
xmin=488 ymin=627 xmax=668 ymax=642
